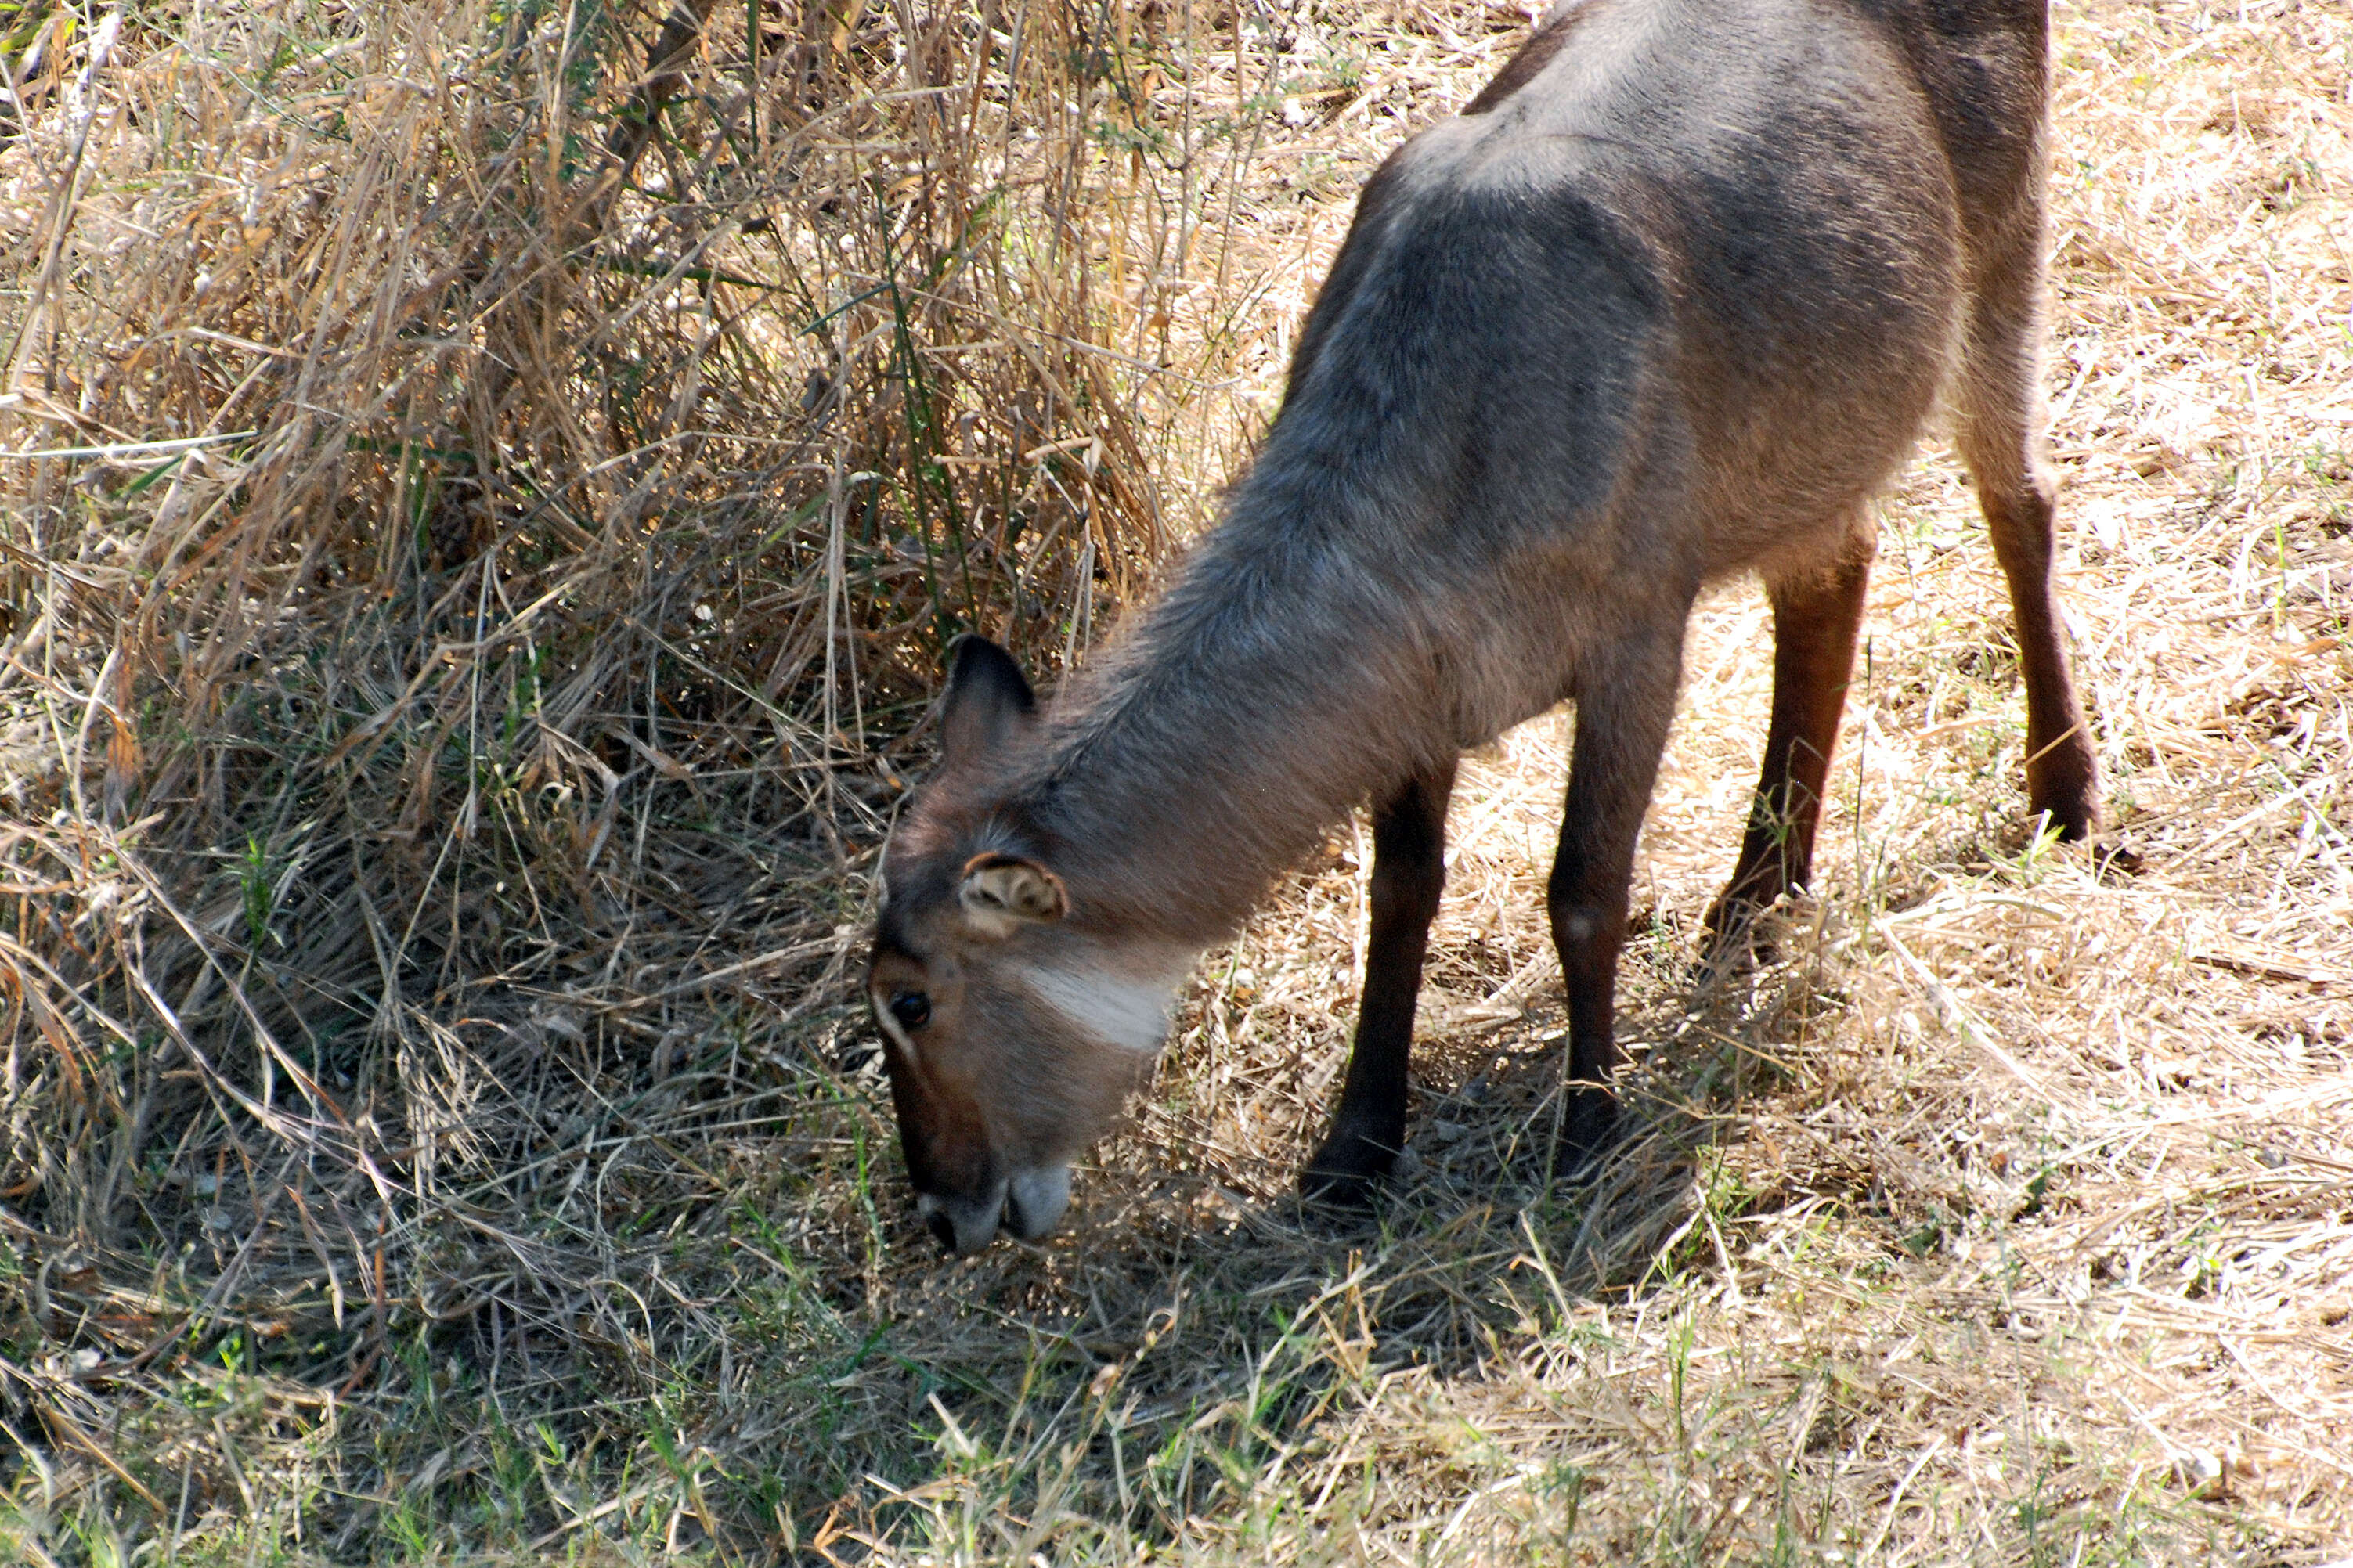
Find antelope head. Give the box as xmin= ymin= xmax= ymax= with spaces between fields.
xmin=868 ymin=637 xmax=1195 ymax=1254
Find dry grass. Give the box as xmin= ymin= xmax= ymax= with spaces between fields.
xmin=1 ymin=0 xmax=2348 ymax=1562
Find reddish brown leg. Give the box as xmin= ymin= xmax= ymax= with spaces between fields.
xmin=1954 ymin=222 xmax=2103 ymax=841
xmin=1705 ymin=521 xmax=1875 ymax=945
xmin=1550 ymin=617 xmax=1688 ymax=1177
xmin=1304 ymin=761 xmax=1458 ymax=1206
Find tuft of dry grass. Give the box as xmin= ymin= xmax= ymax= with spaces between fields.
xmin=2 ymin=0 xmax=2349 ymax=1563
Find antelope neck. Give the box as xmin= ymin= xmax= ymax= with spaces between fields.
xmin=1019 ymin=521 xmax=1454 ymax=947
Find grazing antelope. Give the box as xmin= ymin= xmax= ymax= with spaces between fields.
xmin=868 ymin=0 xmax=2104 ymax=1254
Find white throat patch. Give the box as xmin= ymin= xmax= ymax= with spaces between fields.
xmin=1016 ymin=953 xmax=1193 ymax=1054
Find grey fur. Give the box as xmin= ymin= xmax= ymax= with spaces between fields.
xmin=870 ymin=0 xmax=2104 ymax=1249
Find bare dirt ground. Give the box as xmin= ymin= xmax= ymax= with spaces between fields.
xmin=2 ymin=0 xmax=2348 ymax=1562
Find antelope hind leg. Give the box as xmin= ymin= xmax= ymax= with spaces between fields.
xmin=1955 ymin=215 xmax=2105 ymax=843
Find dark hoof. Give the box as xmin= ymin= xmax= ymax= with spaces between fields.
xmin=1699 ymin=896 xmax=1737 ymax=946
xmin=1699 ymin=895 xmax=1783 ymax=975
xmin=1700 ymin=905 xmax=1765 ymax=965
xmin=1301 ymin=1133 xmax=1398 ymax=1211
xmin=2025 ymin=789 xmax=2102 ymax=845
xmin=2027 ymin=801 xmax=2136 ymax=878
xmin=1551 ymin=1085 xmax=1620 ymax=1183
xmin=1701 ymin=885 xmax=1763 ymax=943
xmin=2091 ymin=835 xmax=2142 ymax=878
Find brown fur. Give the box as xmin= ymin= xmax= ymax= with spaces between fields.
xmin=868 ymin=0 xmax=2104 ymax=1250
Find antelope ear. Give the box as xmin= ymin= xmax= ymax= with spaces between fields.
xmin=940 ymin=635 xmax=1035 ymax=766
xmin=958 ymin=852 xmax=1067 ymax=937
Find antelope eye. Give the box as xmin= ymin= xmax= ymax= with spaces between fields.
xmin=886 ymin=991 xmax=931 ymax=1032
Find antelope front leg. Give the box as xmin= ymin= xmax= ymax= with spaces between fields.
xmin=1303 ymin=762 xmax=1458 ymax=1206
xmin=1550 ymin=621 xmax=1687 ymax=1177
xmin=1705 ymin=519 xmax=1875 ymax=948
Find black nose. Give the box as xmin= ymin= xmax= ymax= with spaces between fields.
xmin=927 ymin=1209 xmax=958 ymax=1252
